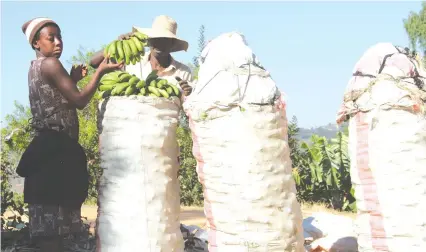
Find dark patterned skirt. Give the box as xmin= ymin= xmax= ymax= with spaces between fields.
xmin=28 ymin=204 xmax=83 ymax=239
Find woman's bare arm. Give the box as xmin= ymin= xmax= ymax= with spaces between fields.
xmin=41 ymin=57 xmax=103 ymax=110
xmin=90 ymin=32 xmax=134 ymax=69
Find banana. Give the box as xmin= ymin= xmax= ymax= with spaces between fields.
xmin=135 ymin=80 xmax=146 ymax=89
xmin=122 ymin=40 xmax=132 ymax=65
xmin=118 ymin=73 xmax=132 ymax=82
xmin=133 ymin=32 xmax=148 ymax=42
xmin=149 ymin=79 xmax=157 ymax=87
xmin=166 ymin=86 xmax=173 ymax=95
xmin=103 ymin=43 xmax=111 ymax=57
xmin=130 ymin=55 xmax=137 ymax=65
xmin=99 ymin=84 xmax=115 ymax=91
xmin=100 ymin=82 xmax=114 ymax=88
xmin=117 ymin=71 xmax=127 ymax=76
xmin=156 ymin=79 xmax=167 ymax=89
xmin=168 ymin=83 xmax=180 ymax=97
xmin=111 ymin=83 xmax=130 ymax=96
xmin=107 ymin=40 xmax=117 ymax=59
xmin=158 ymin=89 xmax=170 ymax=98
xmin=100 ymin=79 xmax=117 ymax=87
xmin=100 ymin=78 xmax=119 ymax=84
xmin=100 ymin=74 xmax=119 ymax=83
xmin=128 ymin=76 xmax=139 ymax=87
xmin=148 ymin=93 xmax=157 ymax=97
xmin=114 ymin=40 xmax=122 ymax=60
xmin=148 ymin=86 xmax=161 ymax=97
xmin=130 ymin=36 xmax=144 ymax=52
xmin=117 ymin=40 xmax=125 ymax=63
xmin=125 ymin=85 xmax=137 ymax=96
xmin=127 ymin=39 xmax=139 ymax=56
xmin=139 ymin=88 xmax=146 ymax=96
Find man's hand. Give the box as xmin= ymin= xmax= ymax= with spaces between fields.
xmin=70 ymin=64 xmax=88 ymax=83
xmin=175 ymin=77 xmax=192 ymax=96
xmin=118 ymin=32 xmax=133 ymax=41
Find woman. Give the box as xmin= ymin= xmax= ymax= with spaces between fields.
xmin=18 ymin=17 xmax=123 ymax=252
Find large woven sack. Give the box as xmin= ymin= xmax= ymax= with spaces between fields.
xmin=183 ymin=32 xmax=304 ymax=252
xmin=337 ymin=43 xmax=426 ymax=252
xmin=96 ymin=96 xmax=184 ymax=252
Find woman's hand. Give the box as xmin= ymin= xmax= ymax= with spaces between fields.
xmin=70 ymin=64 xmax=88 ymax=83
xmin=97 ymin=55 xmax=124 ymax=75
xmin=118 ymin=32 xmax=133 ymax=40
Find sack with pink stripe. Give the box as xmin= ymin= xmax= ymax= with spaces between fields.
xmin=337 ymin=43 xmax=426 ymax=252
xmin=183 ymin=32 xmax=305 ymax=252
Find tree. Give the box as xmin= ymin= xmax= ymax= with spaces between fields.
xmin=404 ymin=3 xmax=426 ymax=58
xmin=288 ymin=116 xmax=355 ymax=211
xmin=297 ymin=131 xmax=355 ymax=212
xmin=288 ymin=116 xmax=311 ymax=202
xmin=177 ymin=127 xmax=203 ymax=206
xmin=1 ymin=102 xmax=32 ymax=230
xmin=191 ymin=25 xmax=206 ymax=80
xmin=192 ymin=25 xmax=206 ymax=68
xmin=288 ymin=116 xmax=307 ymax=170
xmin=181 ymin=25 xmax=207 ymax=128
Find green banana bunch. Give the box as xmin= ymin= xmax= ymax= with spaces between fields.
xmin=96 ymin=70 xmax=182 ymax=100
xmin=103 ymin=31 xmax=148 ymax=66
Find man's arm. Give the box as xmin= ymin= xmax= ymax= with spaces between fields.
xmin=89 ymin=50 xmax=104 ymax=69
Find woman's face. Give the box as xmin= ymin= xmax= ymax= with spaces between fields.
xmin=33 ymin=25 xmax=63 ymax=58
xmin=148 ymin=38 xmax=174 ymax=53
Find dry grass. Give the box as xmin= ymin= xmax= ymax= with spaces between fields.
xmin=301 ymin=202 xmax=357 ymax=219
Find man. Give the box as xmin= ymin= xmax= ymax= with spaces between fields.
xmin=90 ymin=15 xmax=194 ymax=96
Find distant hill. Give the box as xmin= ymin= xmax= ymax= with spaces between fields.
xmin=297 ymin=122 xmax=348 ymax=142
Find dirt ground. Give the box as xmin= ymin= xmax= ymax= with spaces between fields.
xmin=78 ymin=203 xmax=355 ymax=234
xmin=78 ymin=205 xmax=207 ymax=234
xmin=3 ymin=203 xmax=355 ymax=235
xmin=82 ymin=205 xmax=206 ymax=225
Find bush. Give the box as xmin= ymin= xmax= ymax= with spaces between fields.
xmin=177 ymin=126 xmax=204 ymax=206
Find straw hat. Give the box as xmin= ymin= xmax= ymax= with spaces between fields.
xmin=132 ymin=15 xmax=189 ymax=52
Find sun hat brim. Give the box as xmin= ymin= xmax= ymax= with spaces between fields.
xmin=133 ymin=26 xmax=189 ymax=53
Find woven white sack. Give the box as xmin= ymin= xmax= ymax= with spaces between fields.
xmin=193 ymin=32 xmax=280 ymax=105
xmin=337 ymin=43 xmax=426 ymax=252
xmin=96 ymin=96 xmax=184 ymax=252
xmin=183 ymin=32 xmax=304 ymax=252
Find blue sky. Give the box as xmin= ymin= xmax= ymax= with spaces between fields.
xmin=1 ymin=1 xmax=422 ymax=128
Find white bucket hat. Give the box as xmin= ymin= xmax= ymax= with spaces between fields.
xmin=133 ymin=15 xmax=189 ymax=53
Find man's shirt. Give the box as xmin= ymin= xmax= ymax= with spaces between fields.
xmin=125 ymin=52 xmax=194 ymax=87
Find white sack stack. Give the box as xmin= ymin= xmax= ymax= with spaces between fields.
xmin=183 ymin=32 xmax=305 ymax=252
xmin=96 ymin=96 xmax=184 ymax=252
xmin=336 ymin=43 xmax=426 ymax=252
